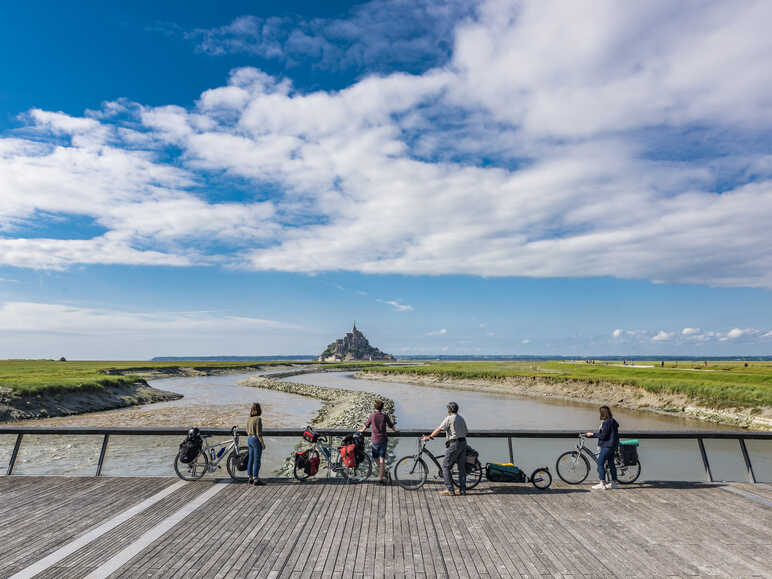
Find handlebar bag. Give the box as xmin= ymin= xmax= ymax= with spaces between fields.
xmin=303 ymin=426 xmax=319 ymax=443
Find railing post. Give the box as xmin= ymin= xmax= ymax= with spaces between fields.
xmin=7 ymin=433 xmax=23 ymax=476
xmin=95 ymin=434 xmax=110 ymax=477
xmin=507 ymin=436 xmax=514 ymax=463
xmin=738 ymin=438 xmax=756 ymax=484
xmin=697 ymin=438 xmax=713 ymax=482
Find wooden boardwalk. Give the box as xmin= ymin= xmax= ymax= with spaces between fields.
xmin=0 ymin=477 xmax=770 ymax=578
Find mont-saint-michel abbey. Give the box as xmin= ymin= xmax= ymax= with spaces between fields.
xmin=317 ymin=324 xmax=396 ymax=361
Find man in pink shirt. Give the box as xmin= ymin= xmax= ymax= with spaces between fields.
xmin=360 ymin=399 xmax=398 ymax=484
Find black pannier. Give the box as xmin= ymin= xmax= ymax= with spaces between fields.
xmin=295 ymin=450 xmax=309 ymax=471
xmin=237 ymin=450 xmax=249 ymax=471
xmin=464 ymin=446 xmax=479 ymax=474
xmin=179 ymin=430 xmax=202 ymax=463
xmin=618 ymin=444 xmax=639 ymax=466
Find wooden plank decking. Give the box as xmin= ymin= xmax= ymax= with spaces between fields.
xmin=0 ymin=476 xmax=770 ymax=578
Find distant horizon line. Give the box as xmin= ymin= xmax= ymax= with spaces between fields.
xmin=149 ymin=354 xmax=772 ymax=362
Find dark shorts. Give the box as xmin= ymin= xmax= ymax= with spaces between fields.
xmin=371 ymin=442 xmax=387 ymax=459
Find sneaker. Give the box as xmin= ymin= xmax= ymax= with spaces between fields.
xmin=608 ymin=481 xmax=619 ymax=489
xmin=253 ymin=479 xmax=266 ymax=486
xmin=459 ymin=488 xmax=467 ymax=496
xmin=440 ymin=489 xmax=456 ymax=496
xmin=591 ymin=482 xmax=608 ymax=490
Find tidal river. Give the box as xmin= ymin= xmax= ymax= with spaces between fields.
xmin=3 ymin=371 xmax=770 ymax=482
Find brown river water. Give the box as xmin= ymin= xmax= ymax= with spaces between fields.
xmin=3 ymin=371 xmax=770 ymax=481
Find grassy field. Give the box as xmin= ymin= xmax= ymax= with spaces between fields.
xmin=0 ymin=359 xmax=313 ymax=395
xmin=359 ymin=361 xmax=772 ymax=409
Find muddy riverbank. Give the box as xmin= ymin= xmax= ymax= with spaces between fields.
xmin=0 ymin=381 xmax=181 ymax=423
xmin=356 ymin=371 xmax=772 ymax=431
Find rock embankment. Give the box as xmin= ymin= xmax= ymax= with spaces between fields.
xmin=238 ymin=376 xmax=395 ymax=429
xmin=0 ymin=381 xmax=182 ymax=423
xmin=238 ymin=376 xmax=397 ymax=476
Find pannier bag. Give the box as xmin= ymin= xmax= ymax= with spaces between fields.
xmin=486 ymin=462 xmax=526 ymax=483
xmin=340 ymin=433 xmax=364 ymax=466
xmin=465 ymin=446 xmax=479 ymax=473
xmin=303 ymin=426 xmax=320 ymax=443
xmin=237 ymin=451 xmax=249 ymax=471
xmin=340 ymin=444 xmax=357 ymax=468
xmin=295 ymin=450 xmax=309 ymax=472
xmin=179 ymin=431 xmax=203 ymax=464
xmin=308 ymin=454 xmax=320 ymax=476
xmin=617 ymin=440 xmax=639 ymax=466
xmin=296 ymin=449 xmax=320 ymax=476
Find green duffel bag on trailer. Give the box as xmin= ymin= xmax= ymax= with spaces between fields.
xmin=486 ymin=462 xmax=526 ymax=483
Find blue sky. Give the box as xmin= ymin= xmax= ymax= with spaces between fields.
xmin=1 ymin=0 xmax=771 ymax=359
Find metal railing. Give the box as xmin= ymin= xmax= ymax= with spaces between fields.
xmin=1 ymin=426 xmax=770 ymax=483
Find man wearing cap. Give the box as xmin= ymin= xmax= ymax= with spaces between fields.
xmin=423 ymin=402 xmax=468 ymax=496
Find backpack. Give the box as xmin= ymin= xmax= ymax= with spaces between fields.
xmin=486 ymin=462 xmax=525 ymax=483
xmin=178 ymin=434 xmax=202 ymax=463
xmin=236 ymin=450 xmax=249 ymax=471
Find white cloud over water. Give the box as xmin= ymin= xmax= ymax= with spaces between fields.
xmin=1 ymin=1 xmax=772 ymax=288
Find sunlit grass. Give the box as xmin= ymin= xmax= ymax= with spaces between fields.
xmin=0 ymin=359 xmax=304 ymax=394
xmin=360 ymin=361 xmax=772 ymax=409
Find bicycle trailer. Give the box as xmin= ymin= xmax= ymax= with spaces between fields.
xmin=486 ymin=462 xmax=526 ymax=483
xmin=485 ymin=462 xmax=552 ymax=489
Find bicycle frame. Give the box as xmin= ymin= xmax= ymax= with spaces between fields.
xmin=304 ymin=436 xmax=345 ymax=478
xmin=409 ymin=439 xmax=447 ymax=478
xmin=200 ymin=428 xmax=240 ymax=473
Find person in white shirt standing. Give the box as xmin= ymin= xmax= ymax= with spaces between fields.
xmin=423 ymin=401 xmax=468 ymax=496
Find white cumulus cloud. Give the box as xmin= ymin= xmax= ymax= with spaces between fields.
xmin=681 ymin=327 xmax=701 ymax=335
xmin=652 ymin=331 xmax=675 ymax=342
xmin=1 ymin=1 xmax=772 ymax=290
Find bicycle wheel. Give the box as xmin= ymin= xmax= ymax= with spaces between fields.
xmin=615 ymin=460 xmax=641 ymax=484
xmin=226 ymin=445 xmax=249 ymax=482
xmin=393 ymin=455 xmax=428 ymax=490
xmin=344 ymin=453 xmax=373 ymax=483
xmin=293 ymin=449 xmax=319 ymax=481
xmin=451 ymin=460 xmax=483 ymax=490
xmin=174 ymin=450 xmax=209 ymax=481
xmin=530 ymin=468 xmax=552 ymax=490
xmin=556 ymin=451 xmax=590 ymax=484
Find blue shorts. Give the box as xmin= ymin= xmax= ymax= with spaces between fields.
xmin=371 ymin=442 xmax=387 ymax=459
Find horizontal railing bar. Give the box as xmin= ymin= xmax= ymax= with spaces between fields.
xmin=1 ymin=426 xmax=770 ymax=439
